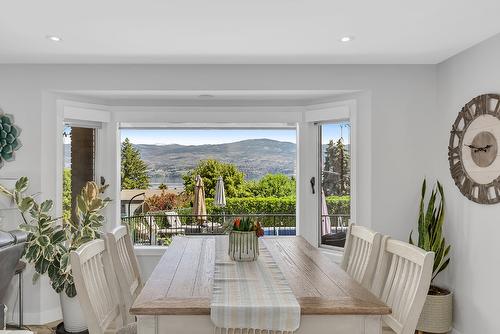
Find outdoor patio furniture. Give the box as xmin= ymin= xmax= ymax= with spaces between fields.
xmin=321 ymin=231 xmax=347 ymax=247
xmin=202 ymin=221 xmax=225 ymax=234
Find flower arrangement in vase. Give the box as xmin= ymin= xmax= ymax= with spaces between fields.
xmin=228 ymin=217 xmax=264 ymax=261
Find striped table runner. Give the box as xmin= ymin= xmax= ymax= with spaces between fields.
xmin=211 ymin=237 xmax=300 ymax=334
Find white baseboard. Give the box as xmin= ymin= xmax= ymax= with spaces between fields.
xmin=451 ymin=328 xmax=461 ymax=334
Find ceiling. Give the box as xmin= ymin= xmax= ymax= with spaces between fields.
xmin=1 ymin=0 xmax=500 ymax=64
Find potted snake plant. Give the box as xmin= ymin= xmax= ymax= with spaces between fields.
xmin=409 ymin=179 xmax=452 ymax=334
xmin=0 ymin=177 xmax=110 ymax=333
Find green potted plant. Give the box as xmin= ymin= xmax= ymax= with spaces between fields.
xmin=0 ymin=177 xmax=110 ymax=333
xmin=227 ymin=217 xmax=264 ymax=261
xmin=410 ymin=179 xmax=452 ymax=334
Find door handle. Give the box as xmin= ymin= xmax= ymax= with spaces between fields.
xmin=310 ymin=177 xmax=316 ymax=194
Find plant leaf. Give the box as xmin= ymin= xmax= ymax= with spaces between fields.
xmin=15 ymin=177 xmax=29 ymax=193
xmin=40 ymin=200 xmax=54 ymax=213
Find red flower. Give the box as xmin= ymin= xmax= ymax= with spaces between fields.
xmin=255 ymin=222 xmax=264 ymax=237
xmin=233 ymin=218 xmax=241 ymax=229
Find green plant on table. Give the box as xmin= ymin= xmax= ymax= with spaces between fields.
xmin=0 ymin=177 xmax=110 ymax=297
xmin=409 ymin=179 xmax=451 ymax=283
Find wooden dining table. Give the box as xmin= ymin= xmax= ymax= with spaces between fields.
xmin=130 ymin=236 xmax=391 ymax=334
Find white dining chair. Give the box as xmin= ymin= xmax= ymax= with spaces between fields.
xmin=104 ymin=225 xmax=143 ymax=322
xmin=70 ymin=239 xmax=136 ymax=334
xmin=340 ymin=223 xmax=382 ymax=289
xmin=372 ymin=236 xmax=434 ymax=334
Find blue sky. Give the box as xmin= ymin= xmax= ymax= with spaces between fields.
xmin=120 ymin=123 xmax=349 ymax=145
xmin=121 ymin=129 xmax=296 ymax=145
xmin=321 ymin=123 xmax=350 ymax=145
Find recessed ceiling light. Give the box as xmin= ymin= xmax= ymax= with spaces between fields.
xmin=46 ymin=35 xmax=62 ymax=42
xmin=340 ymin=36 xmax=353 ymax=43
xmin=198 ymin=94 xmax=215 ymax=99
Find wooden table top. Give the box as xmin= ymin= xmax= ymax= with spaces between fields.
xmin=130 ymin=236 xmax=391 ymax=316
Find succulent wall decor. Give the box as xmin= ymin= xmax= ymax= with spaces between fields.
xmin=0 ymin=109 xmax=22 ymax=168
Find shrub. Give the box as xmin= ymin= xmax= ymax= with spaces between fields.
xmin=206 ymin=197 xmax=296 ymax=214
xmin=325 ymin=196 xmax=351 ymax=215
xmin=182 ymin=159 xmax=245 ymax=197
xmin=243 ymin=174 xmax=296 ymax=198
xmin=145 ymin=191 xmax=179 ymax=211
xmin=155 ymin=196 xmax=350 ymax=228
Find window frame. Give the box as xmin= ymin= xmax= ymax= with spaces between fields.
xmin=55 ymin=99 xmax=110 ymax=222
xmin=62 ymin=122 xmax=102 ymax=221
xmin=317 ymin=120 xmax=353 ymax=251
xmin=305 ymin=100 xmax=357 ymax=251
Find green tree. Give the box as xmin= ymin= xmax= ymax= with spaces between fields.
xmin=121 ymin=138 xmax=150 ymax=189
xmin=183 ymin=159 xmax=245 ymax=197
xmin=322 ymin=139 xmax=350 ymax=196
xmin=249 ymin=174 xmax=296 ymax=197
xmin=63 ymin=168 xmax=71 ymax=221
xmin=158 ymin=183 xmax=168 ymax=190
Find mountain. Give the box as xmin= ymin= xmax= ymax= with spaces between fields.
xmin=64 ymin=138 xmax=349 ymax=186
xmin=134 ymin=139 xmax=296 ymax=184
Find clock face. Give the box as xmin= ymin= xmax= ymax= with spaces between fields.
xmin=448 ymin=94 xmax=500 ymax=204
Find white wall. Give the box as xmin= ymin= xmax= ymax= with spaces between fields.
xmin=436 ymin=33 xmax=500 ymax=334
xmin=0 ymin=64 xmax=437 ymax=324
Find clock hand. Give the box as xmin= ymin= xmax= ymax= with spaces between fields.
xmin=466 ymin=144 xmax=478 ymax=150
xmin=475 ymin=144 xmax=493 ymax=152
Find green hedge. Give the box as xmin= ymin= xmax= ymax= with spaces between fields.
xmin=177 ymin=196 xmax=350 ymax=215
xmin=147 ymin=196 xmax=349 ymax=229
xmin=325 ymin=196 xmax=351 ymax=215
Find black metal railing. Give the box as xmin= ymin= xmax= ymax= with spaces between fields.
xmin=123 ymin=213 xmax=350 ymax=246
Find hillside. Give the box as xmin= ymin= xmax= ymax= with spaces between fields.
xmin=65 ymin=138 xmax=349 ymax=187
xmin=134 ymin=139 xmax=296 ymax=184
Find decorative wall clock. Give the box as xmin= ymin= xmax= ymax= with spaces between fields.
xmin=0 ymin=109 xmax=22 ymax=169
xmin=448 ymin=94 xmax=500 ymax=204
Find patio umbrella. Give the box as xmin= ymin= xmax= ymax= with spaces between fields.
xmin=193 ymin=175 xmax=207 ymax=225
xmin=321 ymin=189 xmax=332 ymax=235
xmin=214 ymin=176 xmax=226 ymax=208
xmin=214 ymin=176 xmax=227 ymax=227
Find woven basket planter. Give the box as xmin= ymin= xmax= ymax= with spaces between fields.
xmin=228 ymin=231 xmax=259 ymax=261
xmin=417 ymin=290 xmax=453 ymax=333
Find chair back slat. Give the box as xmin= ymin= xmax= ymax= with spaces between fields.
xmin=71 ymin=239 xmax=126 ymax=334
xmin=341 ymin=224 xmax=382 ymax=289
xmin=105 ymin=225 xmax=143 ymax=322
xmin=372 ymin=237 xmax=434 ymax=334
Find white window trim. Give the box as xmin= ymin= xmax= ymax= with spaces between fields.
xmin=304 ymin=99 xmax=357 ymax=251
xmin=56 ymin=100 xmax=111 ymax=221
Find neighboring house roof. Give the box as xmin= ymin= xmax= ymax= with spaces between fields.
xmin=120 ymin=189 xmax=180 ymax=202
